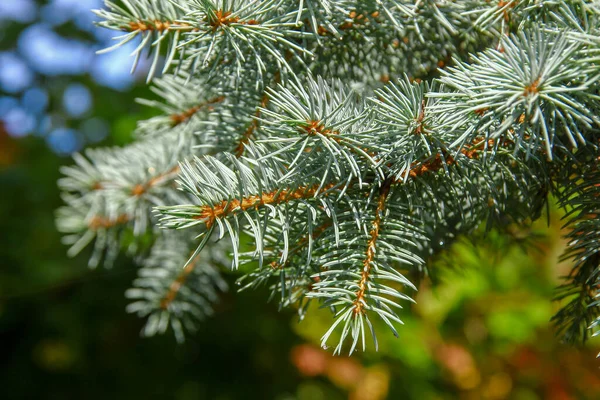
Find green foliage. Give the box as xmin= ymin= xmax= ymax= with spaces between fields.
xmin=57 ymin=0 xmax=600 ymax=354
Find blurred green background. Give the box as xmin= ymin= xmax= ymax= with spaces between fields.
xmin=1 ymin=2 xmax=599 ymax=399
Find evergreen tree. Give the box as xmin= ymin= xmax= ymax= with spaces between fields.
xmin=57 ymin=0 xmax=600 ymax=354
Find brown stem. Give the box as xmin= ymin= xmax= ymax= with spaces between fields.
xmin=406 ymin=152 xmax=454 ymax=178
xmin=353 ymin=178 xmax=392 ymax=315
xmin=88 ymin=214 xmax=130 ymax=230
xmin=207 ymin=10 xmax=260 ymax=31
xmin=523 ymin=77 xmax=541 ymax=97
xmin=414 ymin=99 xmax=426 ymax=135
xmin=160 ymin=253 xmax=201 ymax=310
xmin=234 ymin=71 xmax=281 ymax=157
xmin=195 ymin=183 xmax=335 ymax=229
xmin=126 ymin=20 xmax=197 ymax=32
xmin=406 ymin=137 xmax=513 ymax=179
xmin=234 ymin=93 xmax=269 ymax=157
xmin=498 ymin=0 xmax=517 ymax=23
xmin=131 ymin=165 xmax=181 ymax=197
xmin=92 ymin=164 xmax=180 ymax=194
xmin=170 ymin=96 xmax=225 ymax=127
xmin=125 ymin=10 xmax=261 ymax=34
xmin=496 ymin=1 xmax=518 ymax=51
xmin=89 ymin=165 xmax=182 ymax=228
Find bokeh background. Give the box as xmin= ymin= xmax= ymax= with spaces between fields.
xmin=1 ymin=1 xmax=599 ymax=399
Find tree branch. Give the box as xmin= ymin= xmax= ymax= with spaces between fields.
xmin=353 ymin=178 xmax=393 ymax=315
xmin=170 ymin=96 xmax=225 ymax=127
xmin=196 ymin=183 xmax=336 ymax=229
xmin=160 ymin=253 xmax=201 ymax=310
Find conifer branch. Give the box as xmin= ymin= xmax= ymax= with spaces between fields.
xmin=130 ymin=165 xmax=181 ymax=196
xmin=170 ymin=181 xmax=336 ymax=230
xmin=124 ymin=20 xmax=197 ymax=33
xmin=57 ymin=0 xmax=600 ymax=350
xmin=88 ymin=214 xmax=130 ymax=231
xmin=126 ymin=234 xmax=227 ymax=342
xmin=553 ymin=152 xmax=600 ymax=344
xmin=234 ymin=71 xmax=282 ymax=157
xmin=160 ymin=253 xmax=202 ymax=310
xmin=169 ymin=96 xmax=225 ymax=127
xmin=235 ymin=92 xmax=270 ymax=158
xmin=353 ymin=178 xmax=392 ymax=316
